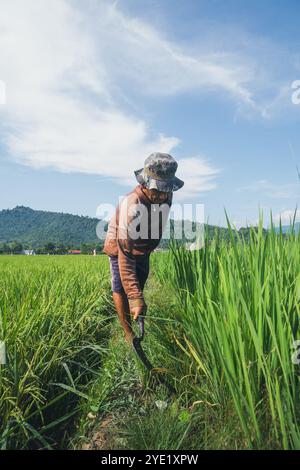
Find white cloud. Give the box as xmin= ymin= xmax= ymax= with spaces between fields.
xmin=3 ymin=0 xmax=297 ymax=196
xmin=98 ymin=2 xmax=255 ymax=105
xmin=237 ymin=179 xmax=300 ymax=199
xmin=0 ymin=0 xmax=222 ymax=197
xmin=273 ymin=209 xmax=300 ymax=225
xmin=171 ymin=157 xmax=221 ymax=200
xmin=0 ymin=80 xmax=6 ymax=105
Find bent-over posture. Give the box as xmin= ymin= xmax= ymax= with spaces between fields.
xmin=103 ymin=152 xmax=184 ymax=343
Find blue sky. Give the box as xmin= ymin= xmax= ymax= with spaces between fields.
xmin=0 ymin=0 xmax=300 ymax=227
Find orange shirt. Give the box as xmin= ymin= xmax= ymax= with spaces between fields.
xmin=103 ymin=184 xmax=172 ymax=308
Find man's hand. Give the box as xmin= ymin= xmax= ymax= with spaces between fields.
xmin=131 ymin=304 xmax=147 ymax=321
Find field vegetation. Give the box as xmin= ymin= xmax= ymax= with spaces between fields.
xmin=1 ymin=218 xmax=300 ymax=449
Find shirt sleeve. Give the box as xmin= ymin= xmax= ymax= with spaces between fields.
xmin=117 ymin=198 xmax=146 ymax=310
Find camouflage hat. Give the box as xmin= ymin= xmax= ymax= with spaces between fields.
xmin=134 ymin=153 xmax=184 ymax=192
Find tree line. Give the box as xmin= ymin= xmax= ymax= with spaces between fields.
xmin=0 ymin=241 xmax=104 ymax=255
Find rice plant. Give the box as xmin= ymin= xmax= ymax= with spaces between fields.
xmin=0 ymin=255 xmax=112 ymax=449
xmin=154 ymin=215 xmax=300 ymax=449
xmin=1 ymin=214 xmax=300 ymax=450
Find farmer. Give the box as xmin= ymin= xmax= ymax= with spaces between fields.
xmin=103 ymin=152 xmax=184 ymax=343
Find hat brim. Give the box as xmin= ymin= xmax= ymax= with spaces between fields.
xmin=134 ymin=168 xmax=184 ymax=192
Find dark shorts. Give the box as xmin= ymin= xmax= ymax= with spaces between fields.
xmin=109 ymin=254 xmax=150 ymax=294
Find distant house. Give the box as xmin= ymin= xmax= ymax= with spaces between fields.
xmin=22 ymin=250 xmax=36 ymax=256
xmin=68 ymin=250 xmax=81 ymax=255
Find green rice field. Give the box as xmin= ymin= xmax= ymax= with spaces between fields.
xmin=1 ymin=220 xmax=300 ymax=449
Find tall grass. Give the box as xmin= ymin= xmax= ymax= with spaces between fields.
xmin=2 ymin=218 xmax=300 ymax=450
xmin=154 ymin=217 xmax=300 ymax=449
xmin=0 ymin=255 xmax=112 ymax=449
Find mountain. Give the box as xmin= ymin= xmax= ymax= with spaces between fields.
xmin=0 ymin=206 xmax=269 ymax=251
xmin=275 ymin=222 xmax=300 ymax=234
xmin=0 ymin=206 xmax=102 ymax=249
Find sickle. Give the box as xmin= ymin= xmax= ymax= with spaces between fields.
xmin=132 ymin=317 xmax=176 ymax=395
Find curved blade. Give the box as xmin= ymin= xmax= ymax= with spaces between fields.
xmin=132 ymin=338 xmax=176 ymax=395
xmin=132 ymin=337 xmax=154 ymax=370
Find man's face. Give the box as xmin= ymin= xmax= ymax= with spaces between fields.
xmin=142 ymin=186 xmax=171 ymax=204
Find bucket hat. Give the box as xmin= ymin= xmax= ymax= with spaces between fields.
xmin=134 ymin=153 xmax=184 ymax=192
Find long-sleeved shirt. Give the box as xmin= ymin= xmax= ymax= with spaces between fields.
xmin=103 ymin=184 xmax=173 ymax=309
